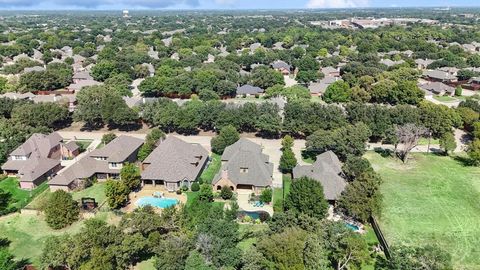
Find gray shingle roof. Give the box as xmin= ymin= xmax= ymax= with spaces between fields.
xmin=236 ymin=85 xmax=264 ymax=95
xmin=90 ymin=136 xmax=144 ymax=163
xmin=141 ymin=136 xmax=208 ymax=183
xmin=292 ymin=151 xmax=346 ymax=201
xmin=212 ymin=139 xmax=273 ymax=187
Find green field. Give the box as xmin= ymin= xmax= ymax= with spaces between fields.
xmin=200 ymin=153 xmax=221 ymax=184
xmin=365 ymin=152 xmax=480 ymax=269
xmin=0 ymin=211 xmax=115 ymax=266
xmin=433 ymin=95 xmax=458 ymax=102
xmin=0 ymin=177 xmax=48 ymax=210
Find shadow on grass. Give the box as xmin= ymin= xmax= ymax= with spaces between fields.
xmin=373 ymin=147 xmax=393 ymax=158
xmin=452 ymin=155 xmax=475 ymax=167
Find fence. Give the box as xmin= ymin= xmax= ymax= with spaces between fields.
xmin=369 ymin=216 xmax=391 ymax=259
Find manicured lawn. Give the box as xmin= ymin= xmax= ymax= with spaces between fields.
xmin=186 ymin=191 xmax=199 ymax=207
xmin=273 ymin=174 xmax=292 ymax=212
xmin=135 ymin=258 xmax=156 ymax=270
xmin=418 ymin=137 xmax=440 ymax=146
xmin=365 ymin=151 xmax=480 ymax=269
xmin=28 ymin=183 xmax=107 ymax=210
xmin=0 ymin=177 xmax=48 ymax=210
xmin=433 ymin=95 xmax=457 ymax=102
xmin=0 ymin=211 xmax=115 ymax=267
xmin=72 ymin=182 xmax=107 ymax=205
xmin=74 ymin=139 xmax=93 ymax=152
xmin=200 ymin=153 xmax=221 ymax=184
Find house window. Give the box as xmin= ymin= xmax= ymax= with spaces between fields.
xmin=240 ymin=167 xmax=248 ymax=173
xmin=110 ymin=163 xmax=118 ymax=168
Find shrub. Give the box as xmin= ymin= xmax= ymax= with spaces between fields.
xmin=220 ymin=185 xmax=233 ymax=200
xmin=44 ymin=190 xmax=79 ymax=229
xmin=176 ymin=189 xmax=182 ymax=195
xmin=258 ymin=211 xmax=271 ymax=222
xmin=101 ymin=133 xmax=117 ymax=145
xmin=191 ymin=182 xmax=200 ymax=192
xmin=198 ymin=184 xmax=214 ymax=202
xmin=259 ymin=188 xmax=272 ymax=203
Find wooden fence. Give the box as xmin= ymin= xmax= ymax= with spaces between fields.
xmin=369 ymin=216 xmax=391 ymax=259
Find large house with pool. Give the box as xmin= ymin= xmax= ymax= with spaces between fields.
xmin=292 ymin=150 xmax=346 ymax=202
xmin=140 ymin=136 xmax=209 ymax=191
xmin=212 ymin=138 xmax=273 ymax=194
xmin=48 ymin=135 xmax=143 ymax=191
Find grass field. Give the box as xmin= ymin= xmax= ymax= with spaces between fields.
xmin=365 ymin=152 xmax=480 ymax=269
xmin=237 ymin=223 xmax=268 ymax=251
xmin=0 ymin=178 xmax=48 ymax=210
xmin=433 ymin=95 xmax=458 ymax=102
xmin=199 ymin=153 xmax=221 ymax=184
xmin=418 ymin=137 xmax=440 ymax=146
xmin=74 ymin=139 xmax=93 ymax=152
xmin=0 ymin=211 xmax=116 ymax=266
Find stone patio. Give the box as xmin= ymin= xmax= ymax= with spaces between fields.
xmin=124 ymin=185 xmax=187 ymax=213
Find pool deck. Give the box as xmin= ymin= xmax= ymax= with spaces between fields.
xmin=236 ymin=190 xmax=273 ymax=216
xmin=124 ymin=186 xmax=187 ymax=213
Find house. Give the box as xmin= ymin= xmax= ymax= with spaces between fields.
xmin=292 ymin=151 xmax=346 ymax=202
xmin=0 ymin=92 xmax=35 ymax=100
xmin=72 ymin=71 xmax=93 ymax=83
xmin=212 ymin=139 xmax=273 ymax=194
xmin=423 ymin=70 xmax=457 ymax=83
xmin=380 ymin=59 xmax=405 ymax=67
xmin=67 ymin=79 xmax=102 ymax=92
xmin=1 ymin=133 xmax=64 ymax=189
xmin=23 ymin=66 xmax=45 ymax=73
xmin=31 ymin=94 xmax=77 ymax=112
xmin=48 ymin=136 xmax=143 ymax=191
xmin=419 ymin=82 xmax=455 ymax=96
xmin=61 ymin=141 xmax=80 ymax=159
xmin=415 ymin=59 xmax=434 ymax=69
xmin=141 ymin=136 xmax=208 ymax=191
xmin=236 ymin=84 xmax=264 ymax=97
xmin=308 ymin=76 xmax=338 ymax=95
xmin=271 ymin=60 xmax=291 ymax=75
xmin=321 ymin=66 xmax=340 ymax=77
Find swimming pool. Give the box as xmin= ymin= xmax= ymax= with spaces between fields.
xmin=135 ymin=196 xmax=178 ymax=208
xmin=345 ymin=222 xmax=360 ymax=231
xmin=237 ymin=210 xmax=270 ymax=221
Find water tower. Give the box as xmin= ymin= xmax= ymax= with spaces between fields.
xmin=123 ymin=10 xmax=129 ymax=18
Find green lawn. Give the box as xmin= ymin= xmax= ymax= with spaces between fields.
xmin=0 ymin=211 xmax=114 ymax=266
xmin=433 ymin=95 xmax=457 ymax=102
xmin=74 ymin=139 xmax=93 ymax=152
xmin=0 ymin=178 xmax=48 ymax=210
xmin=365 ymin=152 xmax=480 ymax=269
xmin=199 ymin=153 xmax=221 ymax=184
xmin=273 ymin=174 xmax=292 ymax=212
xmin=135 ymin=258 xmax=156 ymax=270
xmin=418 ymin=137 xmax=440 ymax=146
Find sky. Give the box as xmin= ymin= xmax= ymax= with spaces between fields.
xmin=0 ymin=0 xmax=478 ymax=10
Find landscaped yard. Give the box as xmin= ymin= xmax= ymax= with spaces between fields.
xmin=237 ymin=223 xmax=268 ymax=251
xmin=272 ymin=174 xmax=292 ymax=212
xmin=0 ymin=211 xmax=116 ymax=267
xmin=199 ymin=153 xmax=221 ymax=184
xmin=74 ymin=139 xmax=93 ymax=152
xmin=0 ymin=177 xmax=48 ymax=210
xmin=417 ymin=137 xmax=440 ymax=146
xmin=433 ymin=95 xmax=458 ymax=102
xmin=365 ymin=151 xmax=480 ymax=269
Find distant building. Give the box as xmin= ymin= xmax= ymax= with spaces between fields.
xmin=123 ymin=10 xmax=129 ymax=18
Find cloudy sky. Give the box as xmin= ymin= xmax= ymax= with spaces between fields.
xmin=0 ymin=0 xmax=477 ymax=10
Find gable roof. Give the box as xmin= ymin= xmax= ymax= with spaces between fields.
xmin=236 ymin=84 xmax=264 ymax=95
xmin=89 ymin=135 xmax=144 ymax=163
xmin=292 ymin=151 xmax=346 ymax=201
xmin=213 ymin=139 xmax=273 ymax=187
xmin=141 ymin=136 xmax=208 ymax=183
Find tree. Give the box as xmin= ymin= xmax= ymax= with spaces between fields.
xmin=44 ymin=190 xmax=79 ymax=229
xmin=337 ymin=171 xmax=383 ymax=222
xmin=281 ymin=135 xmax=294 ymax=150
xmin=260 ymin=188 xmax=272 ymax=203
xmin=185 ymin=250 xmax=214 ymax=270
xmin=0 ymin=238 xmax=23 ymax=270
xmin=102 ymin=133 xmax=117 ymax=145
xmin=198 ymin=184 xmax=214 ymax=202
xmin=105 ymin=179 xmax=130 ymax=209
xmin=121 ymin=163 xmax=141 ymax=191
xmin=220 ymin=186 xmax=233 ymax=200
xmin=439 ymin=132 xmax=457 ymax=156
xmin=0 ymin=189 xmax=12 ymax=214
xmin=323 ymin=81 xmax=351 ymax=103
xmin=376 ymin=245 xmax=453 ymax=270
xmin=455 ymin=86 xmax=463 ymax=96
xmin=191 ymin=182 xmax=200 ymax=192
xmin=250 ymin=66 xmax=284 ymax=89
xmin=257 ymin=227 xmax=308 ymax=269
xmin=241 ymin=248 xmax=269 ymax=270
xmin=279 ymin=148 xmax=297 ymax=173
xmin=285 ymin=177 xmax=328 ymax=219
xmin=395 ymin=124 xmax=428 ymax=163
xmin=211 ymin=125 xmax=240 ymax=154
xmin=467 ymin=138 xmax=480 ymax=166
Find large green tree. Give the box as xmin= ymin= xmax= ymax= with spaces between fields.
xmin=44 ymin=190 xmax=79 ymax=229
xmin=284 ymin=177 xmax=329 ymax=219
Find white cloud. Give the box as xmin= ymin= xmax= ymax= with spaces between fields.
xmin=306 ymin=0 xmax=369 ymax=8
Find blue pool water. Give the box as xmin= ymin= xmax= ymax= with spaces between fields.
xmin=345 ymin=223 xmax=360 ymax=231
xmin=237 ymin=210 xmax=270 ymax=220
xmin=136 ymin=197 xmax=178 ymax=208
